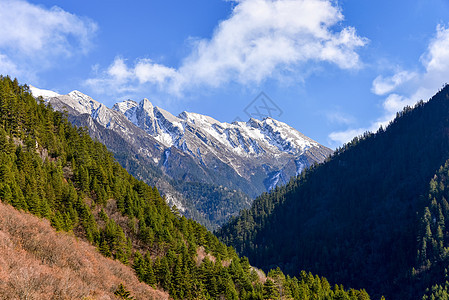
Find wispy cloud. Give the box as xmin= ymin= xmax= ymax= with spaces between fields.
xmin=328 ymin=128 xmax=366 ymax=146
xmin=86 ymin=0 xmax=367 ymax=97
xmin=371 ymin=71 xmax=417 ymax=96
xmin=326 ymin=111 xmax=355 ymax=125
xmin=85 ymin=57 xmax=177 ymax=95
xmin=329 ymin=24 xmax=449 ymax=146
xmin=0 ymin=54 xmax=19 ymax=76
xmin=0 ymin=0 xmax=97 ymax=79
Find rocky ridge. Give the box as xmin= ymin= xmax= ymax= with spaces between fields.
xmin=30 ymin=86 xmax=333 ymax=227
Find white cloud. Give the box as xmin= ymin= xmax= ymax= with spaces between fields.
xmin=0 ymin=54 xmax=19 ymax=75
xmin=371 ymin=71 xmax=417 ymax=95
xmin=328 ymin=128 xmax=365 ymax=146
xmin=107 ymin=58 xmax=132 ymax=82
xmin=382 ymin=93 xmax=415 ymax=113
xmin=421 ymin=24 xmax=449 ymax=74
xmin=86 ymin=0 xmax=367 ymax=96
xmin=329 ymin=24 xmax=449 ymax=146
xmin=134 ymin=59 xmax=177 ymax=85
xmin=0 ymin=0 xmax=96 ymax=78
xmin=84 ymin=57 xmax=177 ymax=95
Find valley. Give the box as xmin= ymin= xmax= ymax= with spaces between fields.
xmin=2 ymin=0 xmax=449 ymax=299
xmin=0 ymin=76 xmax=369 ymax=299
xmin=30 ymin=86 xmax=332 ymax=229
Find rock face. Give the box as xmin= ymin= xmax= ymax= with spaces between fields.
xmin=31 ymin=87 xmax=333 ymax=228
xmin=112 ymin=98 xmax=333 ymax=194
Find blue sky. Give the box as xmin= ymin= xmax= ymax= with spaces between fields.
xmin=1 ymin=0 xmax=449 ymax=148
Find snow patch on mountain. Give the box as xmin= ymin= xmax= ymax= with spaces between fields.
xmin=164 ymin=193 xmax=185 ymax=212
xmin=113 ymin=100 xmax=138 ymax=124
xmin=34 ymin=88 xmax=332 ymax=196
xmin=49 ymin=90 xmax=104 ymax=117
xmin=29 ymin=85 xmax=60 ymax=98
xmin=112 ymin=97 xmax=321 ymax=162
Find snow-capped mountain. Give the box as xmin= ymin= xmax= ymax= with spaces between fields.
xmin=31 ymin=88 xmax=333 ymax=228
xmin=29 ymin=85 xmax=60 ymax=98
xmin=112 ymin=98 xmax=332 ymax=190
xmin=114 ymin=98 xmax=319 ymax=156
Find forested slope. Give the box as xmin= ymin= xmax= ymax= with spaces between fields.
xmin=0 ymin=201 xmax=169 ymax=300
xmin=218 ymin=85 xmax=449 ymax=299
xmin=0 ymin=75 xmax=373 ymax=299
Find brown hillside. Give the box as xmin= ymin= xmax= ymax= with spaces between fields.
xmin=0 ymin=202 xmax=169 ymax=300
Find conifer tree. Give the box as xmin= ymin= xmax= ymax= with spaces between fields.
xmin=143 ymin=251 xmax=156 ymax=286
xmin=114 ymin=283 xmax=134 ymax=300
xmin=263 ymin=279 xmax=279 ymax=299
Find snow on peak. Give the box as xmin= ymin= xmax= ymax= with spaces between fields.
xmin=112 ymin=97 xmax=320 ymax=156
xmin=139 ymin=98 xmax=154 ymax=112
xmin=113 ymin=100 xmax=139 ymax=125
xmin=247 ymin=118 xmax=262 ymax=128
xmin=113 ymin=100 xmax=138 ymax=113
xmin=258 ymin=117 xmax=319 ymax=152
xmin=29 ymin=85 xmax=60 ymax=99
xmin=68 ymin=90 xmax=97 ymax=105
xmin=65 ymin=90 xmax=101 ymax=115
xmin=53 ymin=88 xmax=326 ymax=164
xmin=178 ymin=111 xmax=221 ymax=126
xmin=154 ymin=106 xmax=180 ymax=125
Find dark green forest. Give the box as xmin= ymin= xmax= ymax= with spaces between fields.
xmin=176 ymin=180 xmax=252 ymax=228
xmin=0 ymin=75 xmax=373 ymax=299
xmin=218 ymin=85 xmax=449 ymax=299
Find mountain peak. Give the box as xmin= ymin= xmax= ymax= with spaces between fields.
xmin=178 ymin=111 xmax=221 ymax=126
xmin=113 ymin=99 xmax=138 ymax=116
xmin=247 ymin=118 xmax=261 ymax=127
xmin=139 ymin=98 xmax=154 ymax=111
xmin=67 ymin=90 xmax=101 ymax=107
xmin=65 ymin=90 xmax=101 ymax=114
xmin=29 ymin=85 xmax=60 ymax=99
xmin=43 ymin=87 xmax=332 ymax=195
xmin=124 ymin=99 xmax=138 ymax=106
xmin=68 ymin=90 xmax=91 ymax=99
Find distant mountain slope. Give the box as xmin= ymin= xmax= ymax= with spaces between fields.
xmin=0 ymin=202 xmax=168 ymax=300
xmin=31 ymin=86 xmax=332 ymax=228
xmin=112 ymin=97 xmax=332 ymax=193
xmin=218 ymin=85 xmax=449 ymax=299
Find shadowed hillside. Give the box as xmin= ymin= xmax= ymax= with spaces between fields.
xmin=218 ymin=85 xmax=449 ymax=299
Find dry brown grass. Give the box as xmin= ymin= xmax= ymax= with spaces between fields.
xmin=250 ymin=267 xmax=267 ymax=283
xmin=0 ymin=202 xmax=170 ymax=300
xmin=195 ymin=246 xmax=216 ymax=266
xmin=195 ymin=246 xmax=232 ymax=268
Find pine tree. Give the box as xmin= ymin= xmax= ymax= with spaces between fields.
xmin=157 ymin=257 xmax=172 ymax=291
xmin=114 ymin=283 xmax=134 ymax=299
xmin=263 ymin=279 xmax=279 ymax=300
xmin=133 ymin=251 xmax=145 ymax=281
xmin=172 ymin=254 xmax=185 ymax=299
xmin=144 ymin=251 xmax=156 ymax=286
xmin=99 ymin=239 xmax=111 ymax=257
xmin=0 ymin=184 xmax=12 ymax=204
